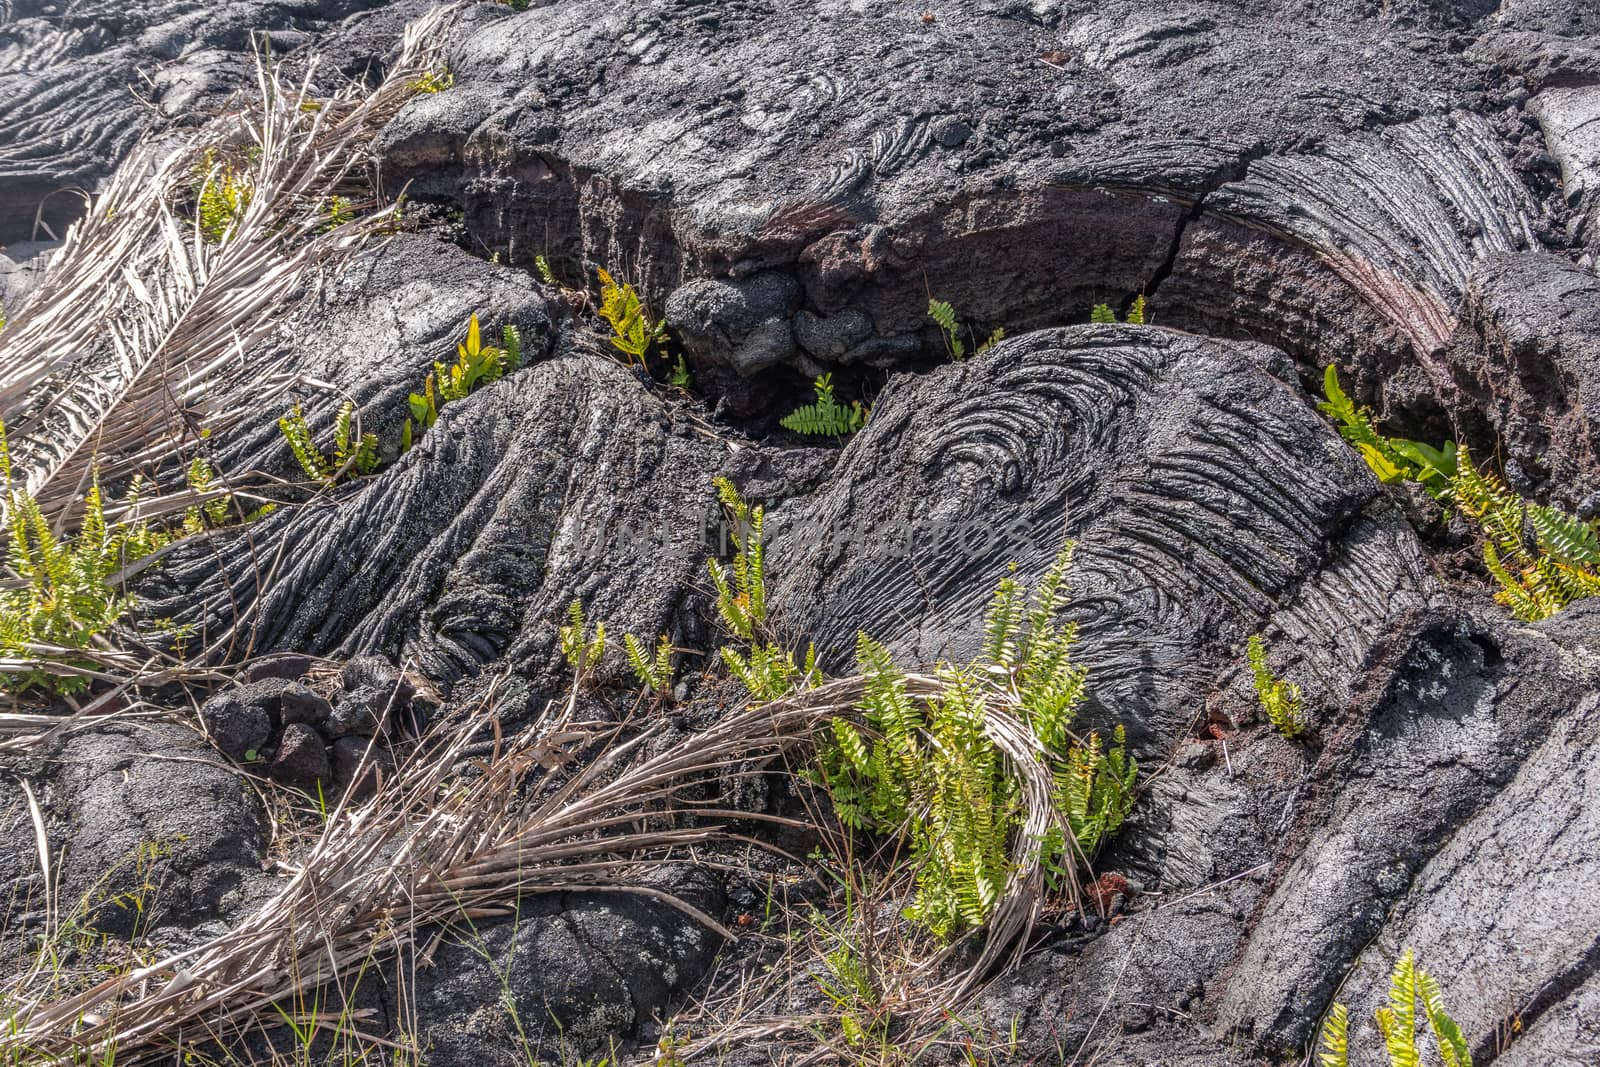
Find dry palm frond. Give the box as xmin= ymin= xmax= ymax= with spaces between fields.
xmin=0 ymin=4 xmax=459 ymax=523
xmin=1 ymin=673 xmax=1070 ymax=1064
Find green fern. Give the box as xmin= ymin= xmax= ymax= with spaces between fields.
xmin=1319 ymin=1003 xmax=1350 ymax=1067
xmin=597 ymin=268 xmax=666 ymax=367
xmin=1320 ymin=368 xmax=1599 ymax=620
xmin=708 ymin=477 xmax=767 ymax=641
xmin=437 ymin=313 xmax=514 ymax=402
xmin=721 ymin=641 xmax=818 ymax=703
xmin=181 ymin=458 xmax=233 ymax=535
xmin=1246 ymin=634 xmax=1306 ymax=739
xmin=323 ymin=195 xmax=354 ymax=231
xmin=780 ymin=374 xmax=866 ymax=437
xmin=1319 ymin=950 xmax=1473 ymax=1067
xmin=407 ymin=69 xmax=453 ymax=93
xmin=278 ymin=401 xmax=377 ymax=487
xmin=669 ymin=354 xmax=692 ymax=390
xmin=558 ymin=600 xmax=606 ymax=678
xmin=1090 ymin=297 xmax=1150 ymax=325
xmin=193 ymin=148 xmax=252 ymax=244
xmin=625 ymin=633 xmax=676 ymax=699
xmin=1453 ymin=445 xmax=1599 ymax=621
xmin=928 ymin=298 xmax=1003 ymax=362
xmin=403 ymin=316 xmax=520 ymax=451
xmin=0 ymin=423 xmax=181 ymax=694
xmin=534 ymin=255 xmax=556 ymax=285
xmin=818 ymin=545 xmax=1136 ymax=938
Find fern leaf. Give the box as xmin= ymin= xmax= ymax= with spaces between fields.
xmin=1247 ymin=635 xmax=1306 ymax=738
xmin=1379 ymin=950 xmax=1423 ymax=1067
xmin=1318 ymin=1004 xmax=1350 ymax=1067
xmin=982 ymin=565 xmax=1024 ymax=666
xmin=1528 ymin=505 xmax=1600 ymax=567
xmin=1090 ymin=303 xmax=1117 ymax=323
xmin=928 ymin=299 xmax=966 ymax=361
xmin=1126 ymin=295 xmax=1146 ymax=325
xmin=1416 ymin=969 xmax=1472 ymax=1067
xmin=624 ymin=633 xmax=655 ymax=688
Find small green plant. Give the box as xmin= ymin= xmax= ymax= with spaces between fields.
xmin=722 ymin=640 xmax=820 ymax=703
xmin=277 ymin=400 xmax=378 ymax=486
xmin=0 ymin=423 xmax=170 ymax=694
xmin=180 ymin=457 xmax=233 ymax=535
xmin=708 ymin=477 xmax=767 ymax=642
xmin=1318 ymin=949 xmax=1472 ymax=1067
xmin=1318 ymin=366 xmax=1458 ymax=498
xmin=928 ymin=298 xmax=1003 ymax=362
xmin=1320 ymin=366 xmax=1600 ymax=620
xmin=811 ymin=902 xmax=890 ymax=1052
xmin=1090 ymin=295 xmax=1147 ymax=324
xmin=193 ymin=148 xmax=252 ymax=243
xmin=596 ymin=268 xmax=666 ymax=367
xmin=559 ymin=600 xmax=606 ymax=679
xmin=707 ymin=478 xmax=819 ymax=703
xmin=655 ymin=1027 xmax=691 ymax=1067
xmin=819 ymin=545 xmax=1138 ymax=938
xmin=1246 ymin=634 xmax=1305 ymax=739
xmin=534 ymin=255 xmax=556 ymax=285
xmin=624 ymin=633 xmax=676 ymax=701
xmin=323 ymin=195 xmax=354 ymax=230
xmin=403 ymin=315 xmax=522 ymax=450
xmin=780 ymin=373 xmax=866 ymax=437
xmin=439 ymin=314 xmax=519 ymax=402
xmin=669 ymin=353 xmax=692 ymax=390
xmin=408 ymin=69 xmax=453 ymax=93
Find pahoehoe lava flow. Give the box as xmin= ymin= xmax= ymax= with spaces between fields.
xmin=1 ymin=0 xmax=1599 ymax=1064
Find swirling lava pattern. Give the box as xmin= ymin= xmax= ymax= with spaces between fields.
xmin=770 ymin=326 xmax=1434 ymax=747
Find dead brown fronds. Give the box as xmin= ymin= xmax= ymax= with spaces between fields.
xmin=0 ymin=4 xmax=459 ymax=522
xmin=0 ymin=3 xmax=460 ymax=702
xmin=0 ymin=666 xmax=1075 ymax=1065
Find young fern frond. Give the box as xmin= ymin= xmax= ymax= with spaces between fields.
xmin=597 ymin=268 xmax=665 ymax=366
xmin=402 ymin=316 xmax=518 ymax=452
xmin=928 ymin=298 xmax=1003 ymax=362
xmin=1377 ymin=950 xmax=1423 ymax=1067
xmin=331 ymin=402 xmax=378 ymax=477
xmin=1528 ymin=504 xmax=1600 ymax=566
xmin=624 ymin=633 xmax=675 ymax=698
xmin=982 ymin=565 xmax=1025 ymax=667
xmin=818 ymin=547 xmax=1137 ymax=938
xmin=1418 ymin=970 xmax=1472 ymax=1067
xmin=1091 ymin=297 xmax=1150 ymax=324
xmin=0 ymin=422 xmax=184 ymax=693
xmin=1318 ymin=1004 xmax=1350 ymax=1067
xmin=181 ymin=458 xmax=232 ymax=534
xmin=1321 ymin=950 xmax=1473 ymax=1067
xmin=193 ymin=149 xmax=253 ymax=244
xmin=929 ymin=298 xmax=966 ymax=361
xmin=720 ymin=642 xmax=813 ymax=703
xmin=709 ymin=477 xmax=767 ymax=640
xmin=278 ymin=401 xmax=375 ymax=486
xmin=278 ymin=402 xmax=333 ymax=483
xmin=558 ymin=600 xmax=606 ymax=679
xmin=1247 ymin=634 xmax=1306 ymax=739
xmin=780 ymin=374 xmax=866 ymax=437
xmin=1320 ymin=369 xmax=1599 ymax=620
